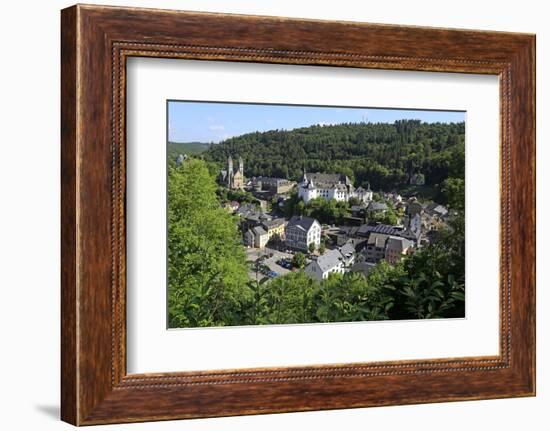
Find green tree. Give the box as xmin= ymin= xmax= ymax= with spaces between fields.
xmin=292 ymin=252 xmax=306 ymax=269
xmin=308 ymin=242 xmax=316 ymax=254
xmin=259 ymin=272 xmax=318 ymax=324
xmin=203 ymin=120 xmax=465 ymax=191
xmin=371 ymin=206 xmax=399 ymax=225
xmin=167 ymin=159 xmax=251 ymax=328
xmin=441 ymin=177 xmax=465 ymax=210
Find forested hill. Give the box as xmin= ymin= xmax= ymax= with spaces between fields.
xmin=168 ymin=141 xmax=211 ymax=158
xmin=202 ymin=120 xmax=465 ymax=192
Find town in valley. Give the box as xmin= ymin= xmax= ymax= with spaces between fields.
xmin=167 ymin=103 xmax=465 ymax=328
xmin=177 ymin=152 xmax=455 ymax=283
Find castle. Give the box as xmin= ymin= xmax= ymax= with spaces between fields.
xmin=219 ymin=156 xmax=245 ymax=190
xmin=298 ymin=169 xmax=373 ymax=204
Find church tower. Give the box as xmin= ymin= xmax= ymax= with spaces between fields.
xmin=238 ymin=156 xmax=244 ymax=175
xmin=231 ymin=155 xmax=244 ymax=190
xmin=227 ymin=156 xmax=233 ymax=188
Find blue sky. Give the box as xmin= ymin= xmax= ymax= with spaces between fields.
xmin=168 ymin=101 xmax=465 ymax=143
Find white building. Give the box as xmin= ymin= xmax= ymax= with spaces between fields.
xmin=244 ymin=223 xmax=275 ymax=249
xmin=284 ymin=216 xmax=321 ymax=251
xmin=305 ymin=249 xmax=345 ymax=281
xmin=305 ymin=242 xmax=356 ymax=281
xmin=298 ymin=171 xmax=373 ymax=204
xmin=338 ymin=241 xmax=356 ymax=267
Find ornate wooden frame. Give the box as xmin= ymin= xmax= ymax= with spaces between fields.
xmin=61 ymin=4 xmax=536 ymax=426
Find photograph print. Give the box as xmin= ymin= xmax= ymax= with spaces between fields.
xmin=167 ymin=101 xmax=465 ymax=329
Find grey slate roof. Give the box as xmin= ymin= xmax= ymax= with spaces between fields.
xmin=367 ymin=233 xmax=389 ymax=248
xmin=253 ymin=226 xmax=267 ymax=236
xmin=351 ymin=261 xmax=376 ymax=277
xmin=235 ymin=203 xmax=257 ymax=216
xmin=425 ymin=203 xmax=449 ymax=216
xmin=287 ymin=215 xmax=318 ymax=232
xmin=339 ymin=241 xmax=356 ymax=259
xmin=358 ymin=224 xmax=399 ymax=236
xmin=315 ymin=249 xmax=344 ymax=272
xmin=262 ymin=218 xmax=285 ymax=229
xmin=303 ymin=172 xmax=352 ymax=186
xmin=367 ymin=201 xmax=388 ymax=212
xmin=357 ymin=224 xmax=417 ymax=241
xmin=351 ymin=204 xmax=367 ymax=212
xmin=386 ymin=236 xmax=413 ymax=252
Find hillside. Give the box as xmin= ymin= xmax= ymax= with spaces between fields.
xmin=202 ymin=120 xmax=465 ymax=194
xmin=168 ymin=141 xmax=211 ymax=158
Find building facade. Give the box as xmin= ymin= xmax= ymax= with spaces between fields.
xmin=254 ymin=177 xmax=296 ymax=194
xmin=361 ymin=231 xmax=414 ymax=264
xmin=252 ymin=226 xmax=269 ymax=248
xmin=284 ymin=215 xmax=321 ymax=251
xmin=305 ymin=248 xmax=346 ymax=281
xmin=262 ymin=218 xmax=286 ymax=242
xmin=385 ymin=236 xmax=413 ymax=264
xmin=219 ymin=155 xmax=245 ymax=190
xmin=297 ymin=171 xmax=373 ymax=204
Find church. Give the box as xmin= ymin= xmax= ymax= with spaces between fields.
xmin=219 ymin=156 xmax=245 ymax=190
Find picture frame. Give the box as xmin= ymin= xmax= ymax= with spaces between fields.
xmin=61 ymin=4 xmax=535 ymax=426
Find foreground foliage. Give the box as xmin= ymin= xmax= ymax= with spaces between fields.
xmin=167 ymin=159 xmax=251 ymax=328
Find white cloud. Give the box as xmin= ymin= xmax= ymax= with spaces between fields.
xmin=208 ymin=124 xmax=225 ymax=131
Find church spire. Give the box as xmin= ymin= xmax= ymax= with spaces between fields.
xmin=238 ymin=156 xmax=244 ymax=175
xmin=227 ymin=156 xmax=233 ymax=188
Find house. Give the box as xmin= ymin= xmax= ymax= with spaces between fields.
xmin=244 ymin=226 xmax=269 ymax=249
xmin=254 ymin=177 xmax=296 ymax=194
xmin=383 ymin=192 xmax=403 ymax=204
xmin=357 ymin=223 xmax=416 ymax=242
xmin=408 ymin=213 xmax=422 ymax=241
xmin=338 ymin=241 xmax=356 ymax=267
xmin=363 ymin=232 xmax=389 ymax=263
xmin=248 ymin=225 xmax=269 ymax=248
xmin=385 ymin=236 xmax=413 ymax=264
xmin=359 ymin=229 xmax=415 ymax=264
xmin=354 ymin=185 xmax=374 ymax=203
xmin=342 ymin=216 xmax=364 ymax=226
xmin=305 ymin=248 xmax=346 ymax=281
xmin=406 ymin=199 xmax=423 ymax=217
xmin=425 ymin=203 xmax=449 ymax=218
xmin=236 ymin=204 xmax=275 ymax=237
xmin=243 ymin=229 xmax=255 ymax=247
xmin=297 ymin=170 xmax=373 ymax=204
xmin=261 ymin=218 xmax=286 ymax=242
xmin=350 ymin=261 xmax=376 ymax=278
xmin=284 ymin=215 xmax=321 ymax=251
xmin=366 ymin=201 xmax=388 ymax=215
xmin=222 ymin=200 xmax=240 ymax=213
xmin=235 ymin=203 xmax=258 ymax=218
xmin=350 ymin=204 xmax=367 ymax=218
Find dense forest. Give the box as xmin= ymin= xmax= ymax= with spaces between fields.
xmin=168 ymin=141 xmax=210 ymax=158
xmin=202 ymin=120 xmax=465 ymax=195
xmin=168 ymin=158 xmax=465 ymax=328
